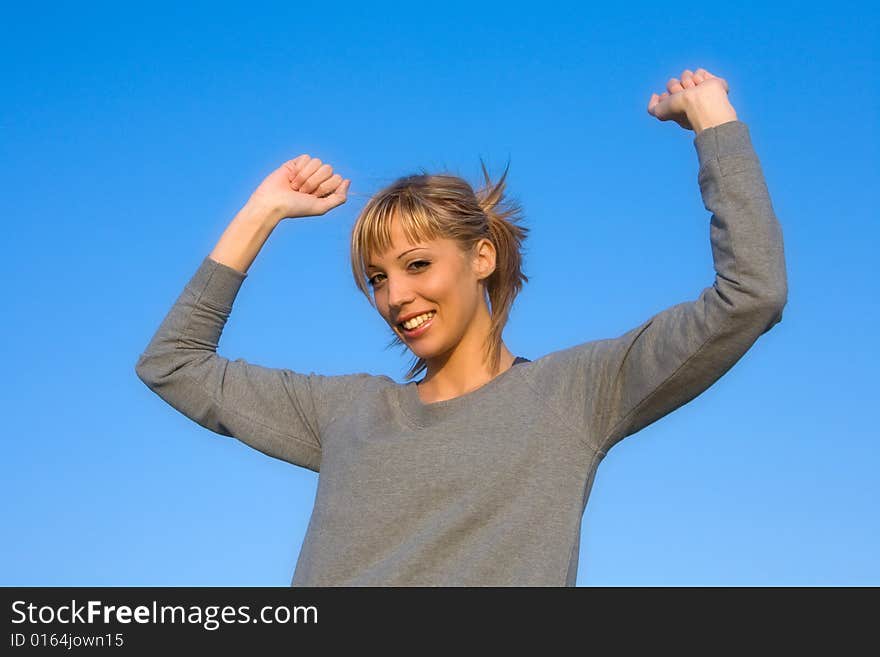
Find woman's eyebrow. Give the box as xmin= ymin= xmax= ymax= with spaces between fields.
xmin=367 ymin=247 xmax=428 ymax=269
xmin=396 ymin=247 xmax=427 ymax=259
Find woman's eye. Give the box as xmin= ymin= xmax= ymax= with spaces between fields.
xmin=368 ymin=262 xmax=428 ymax=287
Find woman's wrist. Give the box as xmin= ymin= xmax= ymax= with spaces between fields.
xmin=243 ymin=195 xmax=286 ymax=228
xmin=687 ymin=96 xmax=739 ymax=134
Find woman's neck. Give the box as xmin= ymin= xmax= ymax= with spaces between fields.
xmin=416 ymin=342 xmax=517 ymax=403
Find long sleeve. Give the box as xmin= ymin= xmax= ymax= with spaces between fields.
xmin=525 ymin=120 xmax=788 ymax=457
xmin=135 ymin=256 xmax=369 ymax=472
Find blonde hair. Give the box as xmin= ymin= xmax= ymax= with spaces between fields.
xmin=349 ymin=159 xmax=530 ymax=380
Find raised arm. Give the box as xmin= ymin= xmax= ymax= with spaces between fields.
xmin=135 ymin=156 xmax=361 ymax=472
xmin=210 ymin=154 xmax=352 ymax=275
xmin=525 ymin=69 xmax=788 ymax=457
xmin=595 ymin=119 xmax=787 ymax=454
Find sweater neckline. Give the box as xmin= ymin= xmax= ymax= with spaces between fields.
xmin=396 ymin=356 xmax=531 ymax=426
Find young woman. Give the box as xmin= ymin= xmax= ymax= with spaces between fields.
xmin=136 ymin=68 xmax=787 ymax=586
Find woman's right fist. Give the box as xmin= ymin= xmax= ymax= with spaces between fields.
xmin=249 ymin=154 xmax=351 ymax=220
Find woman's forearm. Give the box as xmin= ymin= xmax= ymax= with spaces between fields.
xmin=209 ymin=200 xmax=284 ymax=275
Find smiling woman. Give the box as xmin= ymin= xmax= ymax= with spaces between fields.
xmin=135 ymin=67 xmax=787 ymax=587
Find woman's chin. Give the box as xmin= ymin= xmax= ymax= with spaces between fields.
xmin=409 ymin=346 xmax=433 ymax=359
xmin=407 ymin=341 xmax=441 ymax=360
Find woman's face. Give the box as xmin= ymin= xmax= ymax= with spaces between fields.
xmin=366 ymin=216 xmax=494 ymax=362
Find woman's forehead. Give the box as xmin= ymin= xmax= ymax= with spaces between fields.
xmin=364 ymin=211 xmax=461 ymax=267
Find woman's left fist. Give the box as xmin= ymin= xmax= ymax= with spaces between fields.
xmin=647 ymin=68 xmax=734 ymax=132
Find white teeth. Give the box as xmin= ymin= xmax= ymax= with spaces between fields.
xmin=401 ymin=311 xmax=436 ymax=330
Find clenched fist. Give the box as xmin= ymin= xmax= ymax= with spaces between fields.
xmin=647 ymin=68 xmax=737 ymax=133
xmin=249 ymin=154 xmax=352 ymax=220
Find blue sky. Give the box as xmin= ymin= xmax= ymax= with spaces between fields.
xmin=2 ymin=1 xmax=877 ymax=586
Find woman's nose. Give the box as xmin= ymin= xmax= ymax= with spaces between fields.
xmin=387 ymin=275 xmax=414 ymax=309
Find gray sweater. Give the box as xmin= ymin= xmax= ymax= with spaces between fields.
xmin=135 ymin=120 xmax=787 ymax=586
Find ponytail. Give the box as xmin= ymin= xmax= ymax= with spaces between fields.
xmin=475 ymin=159 xmax=530 ymax=376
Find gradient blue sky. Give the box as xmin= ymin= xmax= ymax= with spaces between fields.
xmin=2 ymin=2 xmax=877 ymax=586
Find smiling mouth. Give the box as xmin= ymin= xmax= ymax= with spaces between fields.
xmin=397 ymin=310 xmax=437 ymax=335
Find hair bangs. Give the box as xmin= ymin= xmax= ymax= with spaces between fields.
xmin=350 ymin=189 xmax=443 ymax=304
